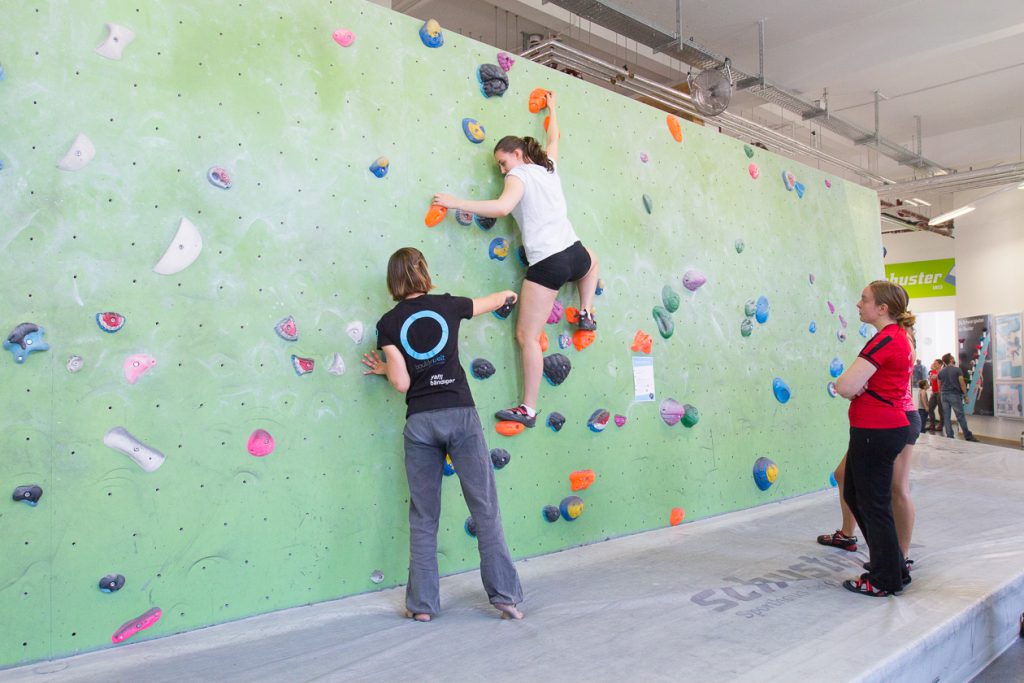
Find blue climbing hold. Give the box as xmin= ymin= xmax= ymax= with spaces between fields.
xmin=829 ymin=357 xmax=844 ymax=378
xmin=809 ymin=321 xmax=817 ymax=334
xmin=462 ymin=118 xmax=486 ymax=144
xmin=829 ymin=472 xmax=838 ymax=487
xmin=755 ymin=296 xmax=770 ymax=324
xmin=860 ymin=323 xmax=874 ymax=338
xmin=772 ymin=377 xmax=791 ymax=404
xmin=4 ymin=323 xmax=49 ymax=364
xmin=794 ymin=182 xmax=806 ymax=198
xmin=488 ymin=237 xmax=510 ymax=261
xmin=419 ymin=19 xmax=444 ymax=48
xmin=369 ymin=157 xmax=389 ymax=178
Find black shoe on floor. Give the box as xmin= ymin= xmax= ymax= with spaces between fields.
xmin=965 ymin=435 xmax=980 ymax=442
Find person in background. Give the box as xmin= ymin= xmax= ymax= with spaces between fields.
xmin=912 ymin=358 xmax=927 ymax=386
xmin=938 ymin=353 xmax=979 ymax=442
xmin=925 ymin=359 xmax=944 ymax=433
xmin=916 ymin=380 xmax=930 ymax=428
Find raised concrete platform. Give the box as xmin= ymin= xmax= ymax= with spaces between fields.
xmin=2 ymin=434 xmax=1022 ymax=683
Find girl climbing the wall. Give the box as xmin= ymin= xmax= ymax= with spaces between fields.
xmin=834 ymin=280 xmax=915 ymax=597
xmin=362 ymin=247 xmax=524 ymax=622
xmin=432 ymin=91 xmax=600 ymax=428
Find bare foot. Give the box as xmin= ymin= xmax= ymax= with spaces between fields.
xmin=494 ymin=603 xmax=524 ymax=620
xmin=405 ymin=610 xmax=431 ymax=622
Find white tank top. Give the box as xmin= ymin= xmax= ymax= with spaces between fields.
xmin=506 ymin=162 xmax=580 ymax=265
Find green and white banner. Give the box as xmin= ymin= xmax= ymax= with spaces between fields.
xmin=885 ymin=258 xmax=956 ymax=298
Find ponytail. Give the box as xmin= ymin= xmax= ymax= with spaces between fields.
xmin=494 ymin=135 xmax=554 ymax=173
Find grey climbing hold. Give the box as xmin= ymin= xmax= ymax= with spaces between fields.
xmin=103 ymin=427 xmax=165 ymax=472
xmin=490 ymin=448 xmax=511 ymax=469
xmin=99 ymin=574 xmax=126 ymax=593
xmin=12 ymin=485 xmax=42 ymax=506
xmin=543 ymin=353 xmax=572 ymax=386
xmin=471 ymin=358 xmax=496 ymax=380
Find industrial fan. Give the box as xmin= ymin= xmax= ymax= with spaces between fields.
xmin=688 ymin=59 xmax=733 ymax=117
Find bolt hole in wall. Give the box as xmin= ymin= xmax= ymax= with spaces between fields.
xmin=0 ymin=0 xmax=881 ymax=666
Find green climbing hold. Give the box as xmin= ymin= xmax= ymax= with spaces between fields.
xmin=744 ymin=299 xmax=756 ymax=318
xmin=653 ymin=306 xmax=674 ymax=339
xmin=744 ymin=145 xmax=754 ymax=158
xmin=740 ymin=318 xmax=753 ymax=337
xmin=681 ymin=404 xmax=699 ymax=427
xmin=662 ymin=285 xmax=680 ymax=313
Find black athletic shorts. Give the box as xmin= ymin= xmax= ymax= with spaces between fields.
xmin=905 ymin=409 xmax=921 ymax=445
xmin=525 ymin=241 xmax=591 ymax=290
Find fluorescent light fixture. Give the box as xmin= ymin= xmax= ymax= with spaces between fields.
xmin=902 ymin=199 xmax=919 ymax=206
xmin=911 ymin=197 xmax=931 ymax=206
xmin=1018 ymin=181 xmax=1024 ymax=189
xmin=928 ymin=205 xmax=975 ymax=226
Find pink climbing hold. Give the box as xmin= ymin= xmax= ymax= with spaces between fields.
xmin=123 ymin=354 xmax=157 ymax=385
xmin=111 ymin=607 xmax=162 ymax=644
xmin=247 ymin=429 xmax=275 ymax=457
xmin=748 ymin=163 xmax=759 ymax=179
xmin=827 ymin=301 xmax=836 ymax=315
xmin=614 ymin=414 xmax=626 ymax=427
xmin=547 ymin=299 xmax=563 ymax=324
xmin=825 ymin=179 xmax=832 ymax=188
xmin=497 ymin=51 xmax=515 ymax=72
xmin=640 ymin=152 xmax=649 ymax=163
xmin=332 ymin=29 xmax=355 ymax=47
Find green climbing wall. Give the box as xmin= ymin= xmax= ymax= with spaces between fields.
xmin=0 ymin=0 xmax=883 ymax=667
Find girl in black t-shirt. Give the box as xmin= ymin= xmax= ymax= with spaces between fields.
xmin=362 ymin=247 xmax=524 ymax=622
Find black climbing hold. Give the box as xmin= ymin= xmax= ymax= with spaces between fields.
xmin=542 ymin=505 xmax=560 ymax=523
xmin=471 ymin=358 xmax=496 ymax=380
xmin=542 ymin=353 xmax=572 ymax=386
xmin=517 ymin=246 xmax=528 ymax=266
xmin=99 ymin=574 xmax=126 ymax=593
xmin=464 ymin=516 xmax=477 ymax=537
xmin=474 ymin=215 xmax=496 ymax=231
xmin=493 ymin=296 xmax=516 ymax=320
xmin=490 ymin=448 xmax=511 ymax=469
xmin=477 ymin=63 xmax=509 ymax=97
xmin=546 ymin=412 xmax=566 ymax=432
xmin=12 ymin=485 xmax=42 ymax=506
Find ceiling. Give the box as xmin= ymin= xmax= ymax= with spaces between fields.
xmin=386 ymin=0 xmax=1024 ymax=218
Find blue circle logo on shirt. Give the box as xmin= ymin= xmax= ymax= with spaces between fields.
xmin=399 ymin=311 xmax=449 ymax=360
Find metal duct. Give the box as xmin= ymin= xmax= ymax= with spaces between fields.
xmin=876 ymin=162 xmax=1024 ymax=198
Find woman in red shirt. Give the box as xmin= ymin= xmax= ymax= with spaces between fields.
xmin=835 ymin=280 xmax=915 ymax=597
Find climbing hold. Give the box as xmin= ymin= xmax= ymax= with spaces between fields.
xmin=471 ymin=358 xmax=495 ymax=380
xmin=370 ymin=570 xmax=384 ymax=584
xmin=477 ymin=63 xmax=509 ymax=97
xmin=755 ymin=295 xmax=770 ymax=324
xmin=207 ymin=166 xmax=232 ymax=189
xmin=97 ymin=312 xmax=126 ymax=333
xmin=559 ymin=495 xmax=585 ymax=521
xmin=103 ymin=427 xmax=165 ymax=472
xmin=247 ymin=429 xmax=275 ymax=457
xmin=274 ymin=315 xmax=298 ymax=341
xmin=0 ymin=62 xmax=5 ymax=80
xmin=809 ymin=273 xmax=815 ymax=284
xmin=595 ymin=278 xmax=605 ymax=295
xmin=670 ymin=507 xmax=686 ymax=526
xmin=547 ymin=299 xmax=564 ymax=324
xmin=743 ymin=299 xmax=757 ymax=318
xmin=735 ymin=238 xmax=745 ymax=254
xmin=369 ymin=157 xmax=389 ymax=178
xmin=464 ymin=516 xmax=477 ymax=537
xmin=740 ymin=319 xmax=753 ymax=337
xmin=543 ymin=353 xmax=572 ymax=386
xmin=837 ymin=329 xmax=847 ymax=343
xmin=587 ymin=409 xmax=610 ymax=433
xmin=4 ymin=323 xmax=49 ymax=364
xmin=462 ymin=118 xmax=486 ymax=144
xmin=827 ymin=382 xmax=838 ymax=398
xmin=829 ymin=357 xmax=844 ymax=378
xmin=827 ymin=301 xmax=836 ymax=315
xmin=748 ymin=163 xmax=759 ymax=179
xmin=681 ymin=405 xmax=700 ymax=428
xmin=838 ymin=314 xmax=848 ymax=329
xmin=12 ymin=485 xmax=42 ymax=506
xmin=67 ymin=355 xmax=84 ymax=373
xmin=99 ymin=574 xmax=125 ymax=593
xmin=642 ymin=194 xmax=653 ymax=214
xmin=332 ymin=29 xmax=355 ymax=47
xmin=572 ymin=329 xmax=595 ymax=352
xmin=493 ymin=296 xmax=516 ymax=320
xmin=123 ymin=354 xmax=157 ymax=384
xmin=631 ymin=330 xmax=653 ymax=354
xmin=95 ymin=23 xmax=135 ymax=60
xmin=496 ymin=421 xmax=524 ymax=437
xmin=660 ymin=398 xmax=685 ymax=426
xmin=782 ymin=170 xmax=796 ymax=191
xmin=652 ymin=306 xmax=674 ymax=339
xmin=683 ymin=269 xmax=707 ymax=292
xmin=829 ymin=472 xmax=838 ymax=487
xmin=557 ymin=333 xmax=571 ymax=349
xmin=474 ymin=215 xmax=496 ymax=230
xmin=490 ymin=448 xmax=511 ymax=469
xmin=153 ymin=217 xmax=202 ymax=275
xmin=570 ymin=470 xmax=595 ymax=491
xmin=744 ymin=145 xmax=754 ymax=158
xmin=538 ymin=331 xmax=548 ymax=353
xmin=825 ymin=179 xmax=832 ymax=188
xmin=614 ymin=414 xmax=626 ymax=427
xmin=859 ymin=323 xmax=873 ymax=338
xmin=794 ymin=182 xmax=806 ymax=198
xmin=418 ymin=19 xmax=444 ymax=48
xmin=542 ymin=505 xmax=561 ymax=523
xmin=443 ymin=454 xmax=455 ymax=476
xmin=527 ymin=88 xmax=548 ymax=113
xmin=424 ymin=204 xmax=447 ymax=227
xmin=346 ymin=321 xmax=364 ymax=344
xmin=111 ymin=607 xmax=162 ymax=645
xmin=57 ymin=133 xmax=95 ymax=171
xmin=666 ymin=115 xmax=683 ymax=143
xmin=497 ymin=52 xmax=515 ymax=72
xmin=772 ymin=377 xmax=791 ymax=404
xmin=291 ymin=355 xmax=316 ymax=376
xmin=662 ymin=285 xmax=680 ymax=313
xmin=809 ymin=321 xmax=817 ymax=333
xmin=753 ymin=457 xmax=779 ymax=491
xmin=455 ymin=209 xmax=474 ymax=225
xmin=546 ymin=412 xmax=565 ymax=432
xmin=564 ymin=307 xmax=580 ymax=325
xmin=640 ymin=152 xmax=649 ymax=163
xmin=488 ymin=237 xmax=510 ymax=261
xmin=328 ymin=352 xmax=346 ymax=376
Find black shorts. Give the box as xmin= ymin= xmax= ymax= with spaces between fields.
xmin=525 ymin=241 xmax=592 ymax=291
xmin=905 ymin=409 xmax=921 ymax=445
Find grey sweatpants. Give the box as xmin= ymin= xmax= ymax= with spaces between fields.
xmin=403 ymin=407 xmax=523 ymax=616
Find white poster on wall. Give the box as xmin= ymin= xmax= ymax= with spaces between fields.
xmin=995 ymin=382 xmax=1024 ymax=419
xmin=994 ymin=313 xmax=1023 ymax=380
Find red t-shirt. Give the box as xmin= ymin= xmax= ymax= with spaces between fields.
xmin=848 ymin=324 xmax=913 ymax=428
xmin=929 ymin=370 xmax=939 ymax=393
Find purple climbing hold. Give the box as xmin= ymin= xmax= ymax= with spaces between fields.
xmin=546 ymin=412 xmax=566 ymax=432
xmin=542 ymin=505 xmax=561 ymax=522
xmin=497 ymin=51 xmax=515 ymax=72
xmin=99 ymin=574 xmax=125 ymax=593
xmin=660 ymin=398 xmax=685 ymax=426
xmin=827 ymin=301 xmax=836 ymax=315
xmin=587 ymin=409 xmax=610 ymax=433
xmin=682 ymin=270 xmax=707 ymax=292
xmin=548 ymin=299 xmax=564 ymax=324
xmin=207 ymin=166 xmax=232 ymax=189
xmin=455 ymin=209 xmax=474 ymax=225
xmin=12 ymin=485 xmax=42 ymax=506
xmin=543 ymin=353 xmax=572 ymax=386
xmin=838 ymin=314 xmax=848 ymax=329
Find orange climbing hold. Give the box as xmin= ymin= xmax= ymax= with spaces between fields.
xmin=572 ymin=329 xmax=595 ymax=351
xmin=631 ymin=330 xmax=653 ymax=354
xmin=570 ymin=469 xmax=596 ymax=491
xmin=543 ymin=115 xmax=550 ymax=132
xmin=528 ymin=88 xmax=549 ymax=113
xmin=539 ymin=331 xmax=549 ymax=352
xmin=425 ymin=205 xmax=447 ymax=228
xmin=667 ymin=115 xmax=683 ymax=143
xmin=495 ymin=421 xmax=525 ymax=437
xmin=670 ymin=507 xmax=686 ymax=526
xmin=565 ymin=306 xmax=580 ymax=325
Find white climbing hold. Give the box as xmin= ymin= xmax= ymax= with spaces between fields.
xmin=345 ymin=321 xmax=364 ymax=344
xmin=103 ymin=426 xmax=165 ymax=472
xmin=328 ymin=352 xmax=346 ymax=376
xmin=95 ymin=23 xmax=135 ymax=60
xmin=57 ymin=133 xmax=95 ymax=171
xmin=153 ymin=217 xmax=203 ymax=275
